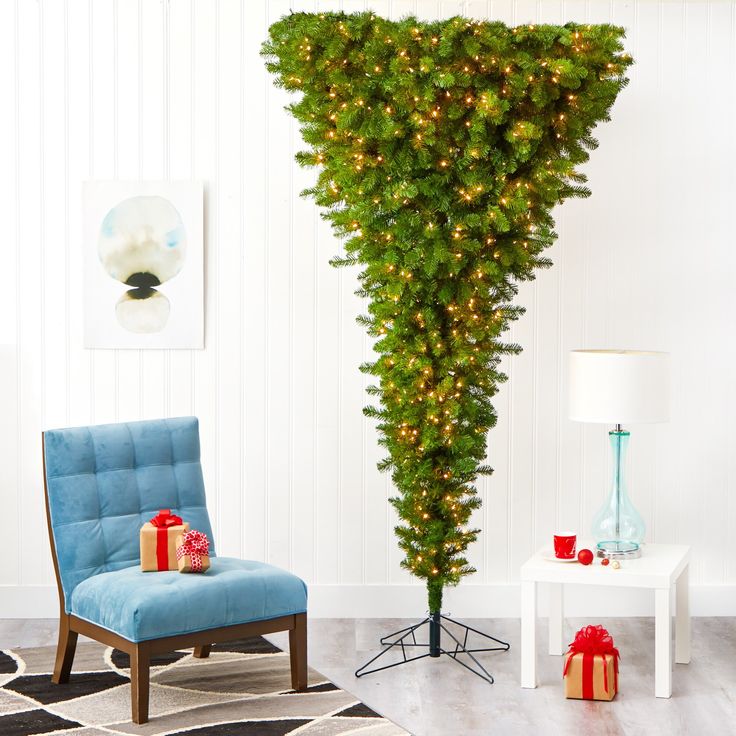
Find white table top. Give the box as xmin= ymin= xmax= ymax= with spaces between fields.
xmin=521 ymin=541 xmax=690 ymax=589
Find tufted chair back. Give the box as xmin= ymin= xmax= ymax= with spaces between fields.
xmin=43 ymin=417 xmax=215 ymax=612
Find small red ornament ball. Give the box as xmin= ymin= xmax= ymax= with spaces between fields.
xmin=601 ymin=558 xmax=610 ymax=566
xmin=577 ymin=548 xmax=594 ymax=566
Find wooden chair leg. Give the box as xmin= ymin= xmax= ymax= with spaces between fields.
xmin=51 ymin=614 xmax=78 ymax=684
xmin=289 ymin=613 xmax=308 ymax=692
xmin=193 ymin=645 xmax=211 ymax=659
xmin=130 ymin=643 xmax=150 ymax=724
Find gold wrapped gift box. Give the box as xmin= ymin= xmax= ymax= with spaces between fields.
xmin=175 ymin=533 xmax=211 ymax=573
xmin=140 ymin=512 xmax=189 ymax=572
xmin=564 ymin=651 xmax=617 ymax=701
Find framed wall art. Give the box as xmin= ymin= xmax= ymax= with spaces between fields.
xmin=83 ymin=181 xmax=203 ymax=349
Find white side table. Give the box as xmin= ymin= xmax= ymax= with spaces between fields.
xmin=520 ymin=542 xmax=690 ymax=698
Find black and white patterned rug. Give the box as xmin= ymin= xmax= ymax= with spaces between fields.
xmin=0 ymin=637 xmax=408 ymax=735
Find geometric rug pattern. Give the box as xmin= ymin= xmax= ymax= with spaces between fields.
xmin=0 ymin=637 xmax=409 ymax=735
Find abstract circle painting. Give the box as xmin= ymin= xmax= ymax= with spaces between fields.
xmin=98 ymin=195 xmax=187 ymax=334
xmin=83 ymin=181 xmax=203 ymax=349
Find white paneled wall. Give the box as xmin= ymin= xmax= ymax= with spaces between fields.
xmin=2 ymin=0 xmax=736 ymax=617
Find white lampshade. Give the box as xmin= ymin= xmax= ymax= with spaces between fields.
xmin=569 ymin=350 xmax=670 ymax=424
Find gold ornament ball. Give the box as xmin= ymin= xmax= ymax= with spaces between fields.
xmin=611 ymin=560 xmax=621 ymax=570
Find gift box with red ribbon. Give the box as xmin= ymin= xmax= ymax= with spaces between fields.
xmin=140 ymin=509 xmax=190 ymax=572
xmin=563 ymin=625 xmax=620 ymax=701
xmin=176 ymin=529 xmax=211 ymax=573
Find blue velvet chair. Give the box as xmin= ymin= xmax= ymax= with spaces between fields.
xmin=43 ymin=417 xmax=308 ymax=724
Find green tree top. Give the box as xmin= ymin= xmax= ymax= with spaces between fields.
xmin=263 ymin=12 xmax=632 ymax=613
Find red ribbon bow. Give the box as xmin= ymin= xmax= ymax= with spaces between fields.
xmin=176 ymin=529 xmax=210 ymax=572
xmin=149 ymin=509 xmax=183 ymax=528
xmin=563 ymin=625 xmax=620 ymax=697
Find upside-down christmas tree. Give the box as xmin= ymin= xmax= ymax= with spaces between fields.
xmin=263 ymin=12 xmax=632 ymax=675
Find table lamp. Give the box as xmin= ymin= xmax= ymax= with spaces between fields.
xmin=569 ymin=350 xmax=670 ymax=559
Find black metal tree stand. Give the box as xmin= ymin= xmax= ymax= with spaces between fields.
xmin=354 ymin=611 xmax=510 ymax=684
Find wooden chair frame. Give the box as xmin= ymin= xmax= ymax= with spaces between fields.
xmin=42 ymin=434 xmax=308 ymax=725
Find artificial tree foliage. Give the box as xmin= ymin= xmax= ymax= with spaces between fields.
xmin=263 ymin=13 xmax=632 ymax=614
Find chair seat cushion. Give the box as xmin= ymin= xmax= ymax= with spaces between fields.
xmin=69 ymin=557 xmax=308 ymax=643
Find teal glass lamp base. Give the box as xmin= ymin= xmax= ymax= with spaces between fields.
xmin=596 ymin=540 xmax=642 ymax=559
xmin=591 ymin=428 xmax=646 ymax=559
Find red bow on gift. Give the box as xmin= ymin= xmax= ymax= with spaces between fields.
xmin=176 ymin=529 xmax=210 ymax=572
xmin=149 ymin=509 xmax=183 ymax=528
xmin=563 ymin=625 xmax=620 ymax=697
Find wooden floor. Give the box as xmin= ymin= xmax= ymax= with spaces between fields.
xmin=2 ymin=617 xmax=735 ymax=735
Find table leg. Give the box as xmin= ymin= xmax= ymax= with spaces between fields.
xmin=655 ymin=587 xmax=673 ymax=698
xmin=548 ymin=583 xmax=564 ymax=656
xmin=675 ymin=565 xmax=691 ymax=664
xmin=521 ymin=580 xmax=537 ymax=688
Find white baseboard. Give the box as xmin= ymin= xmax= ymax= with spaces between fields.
xmin=2 ymin=583 xmax=735 ymax=619
xmin=0 ymin=586 xmax=60 ymax=618
xmin=308 ymin=583 xmax=736 ymax=618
